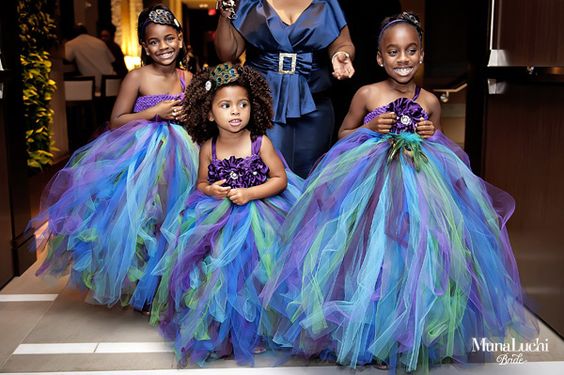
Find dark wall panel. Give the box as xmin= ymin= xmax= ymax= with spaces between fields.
xmin=0 ymin=0 xmax=35 ymax=287
xmin=484 ymin=83 xmax=564 ymax=336
xmin=493 ymin=0 xmax=564 ymax=66
xmin=0 ymin=72 xmax=15 ymax=287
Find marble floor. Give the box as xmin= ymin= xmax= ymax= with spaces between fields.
xmin=1 ymin=259 xmax=563 ymax=375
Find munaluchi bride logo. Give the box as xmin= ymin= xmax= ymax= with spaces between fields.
xmin=471 ymin=338 xmax=549 ymax=365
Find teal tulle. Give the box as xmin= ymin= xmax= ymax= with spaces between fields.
xmin=261 ymin=129 xmax=537 ymax=371
xmin=32 ymin=120 xmax=199 ymax=310
xmin=154 ymin=170 xmax=303 ymax=366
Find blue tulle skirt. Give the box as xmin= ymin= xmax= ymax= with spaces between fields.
xmin=155 ymin=172 xmax=303 ymax=366
xmin=32 ymin=120 xmax=199 ymax=311
xmin=261 ymin=129 xmax=537 ymax=371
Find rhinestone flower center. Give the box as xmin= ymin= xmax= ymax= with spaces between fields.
xmin=400 ymin=115 xmax=411 ymax=125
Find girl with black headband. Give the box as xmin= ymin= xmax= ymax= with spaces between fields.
xmin=31 ymin=5 xmax=199 ymax=317
xmin=261 ymin=11 xmax=537 ymax=371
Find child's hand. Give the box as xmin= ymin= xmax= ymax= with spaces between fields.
xmin=366 ymin=112 xmax=396 ymax=134
xmin=205 ymin=179 xmax=231 ymax=199
xmin=227 ymin=188 xmax=251 ymax=205
xmin=153 ymin=99 xmax=183 ymax=121
xmin=416 ymin=117 xmax=435 ymax=138
xmin=173 ymin=106 xmax=187 ymax=123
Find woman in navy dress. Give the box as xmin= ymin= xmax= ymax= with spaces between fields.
xmin=215 ymin=0 xmax=355 ymax=177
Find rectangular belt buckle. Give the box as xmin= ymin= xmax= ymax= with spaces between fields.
xmin=278 ymin=52 xmax=297 ymax=74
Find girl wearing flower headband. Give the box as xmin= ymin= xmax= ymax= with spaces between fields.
xmin=31 ymin=5 xmax=199 ymax=316
xmin=261 ymin=11 xmax=537 ymax=371
xmin=153 ymin=63 xmax=303 ymax=365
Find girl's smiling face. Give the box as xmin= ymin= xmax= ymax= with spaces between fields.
xmin=142 ymin=23 xmax=182 ymax=66
xmin=377 ymin=23 xmax=423 ymax=84
xmin=209 ymin=85 xmax=252 ymax=135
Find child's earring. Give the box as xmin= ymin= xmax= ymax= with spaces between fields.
xmin=419 ymin=59 xmax=423 ymax=64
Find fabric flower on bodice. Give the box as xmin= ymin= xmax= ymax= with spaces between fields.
xmin=244 ymin=156 xmax=269 ymax=187
xmin=385 ymin=97 xmax=426 ymax=134
xmin=208 ymin=155 xmax=269 ymax=189
xmin=383 ymin=97 xmax=429 ymax=171
xmin=208 ymin=156 xmax=247 ymax=188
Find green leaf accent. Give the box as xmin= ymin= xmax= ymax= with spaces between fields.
xmin=385 ymin=133 xmax=429 ymax=172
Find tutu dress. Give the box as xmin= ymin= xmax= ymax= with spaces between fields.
xmin=32 ymin=71 xmax=199 ymax=310
xmin=156 ymin=135 xmax=303 ymax=366
xmin=261 ymin=88 xmax=537 ymax=371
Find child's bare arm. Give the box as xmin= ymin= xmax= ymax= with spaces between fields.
xmin=339 ymin=86 xmax=396 ymax=139
xmin=198 ymin=140 xmax=230 ymax=199
xmin=227 ymin=136 xmax=287 ymax=205
xmin=109 ymin=69 xmax=183 ymax=129
xmin=416 ymin=91 xmax=441 ymax=138
xmin=338 ymin=86 xmax=371 ymax=139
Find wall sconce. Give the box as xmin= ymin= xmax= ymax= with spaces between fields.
xmin=124 ymin=56 xmax=141 ymax=71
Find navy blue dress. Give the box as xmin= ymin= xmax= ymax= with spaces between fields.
xmin=233 ymin=0 xmax=347 ymax=177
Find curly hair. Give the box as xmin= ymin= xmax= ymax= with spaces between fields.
xmin=182 ymin=64 xmax=273 ymax=145
xmin=378 ymin=11 xmax=424 ymax=48
xmin=137 ymin=4 xmax=189 ymax=69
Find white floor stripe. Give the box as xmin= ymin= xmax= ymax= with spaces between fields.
xmin=95 ymin=342 xmax=173 ymax=353
xmin=1 ymin=362 xmax=564 ymax=375
xmin=12 ymin=342 xmax=174 ymax=355
xmin=13 ymin=343 xmax=98 ymax=355
xmin=0 ymin=369 xmax=338 ymax=375
xmin=0 ymin=294 xmax=58 ymax=302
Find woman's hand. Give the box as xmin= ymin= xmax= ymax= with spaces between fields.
xmin=416 ymin=117 xmax=436 ymax=138
xmin=227 ymin=187 xmax=251 ymax=205
xmin=204 ymin=179 xmax=231 ymax=199
xmin=366 ymin=112 xmax=396 ymax=134
xmin=332 ymin=52 xmax=355 ymax=80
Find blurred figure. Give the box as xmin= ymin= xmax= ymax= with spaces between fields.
xmin=98 ymin=23 xmax=128 ymax=78
xmin=64 ymin=24 xmax=116 ymax=91
xmin=186 ymin=45 xmax=201 ymax=74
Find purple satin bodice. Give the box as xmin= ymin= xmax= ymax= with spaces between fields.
xmin=132 ymin=70 xmax=186 ymax=113
xmin=363 ymin=87 xmax=429 ymax=134
xmin=208 ymin=136 xmax=270 ymax=189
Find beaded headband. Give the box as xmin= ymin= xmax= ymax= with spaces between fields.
xmin=205 ymin=63 xmax=241 ymax=91
xmin=139 ymin=8 xmax=181 ymax=43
